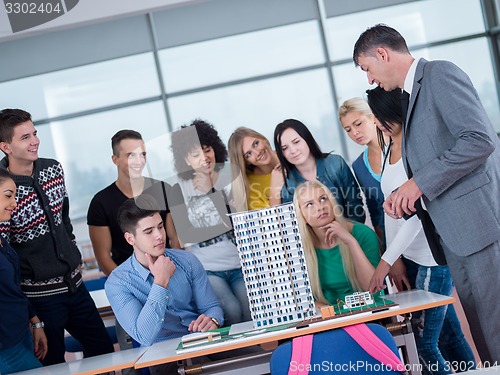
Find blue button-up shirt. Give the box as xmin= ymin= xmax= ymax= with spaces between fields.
xmin=105 ymin=249 xmax=223 ymax=346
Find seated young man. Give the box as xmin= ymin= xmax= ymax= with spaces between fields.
xmin=105 ymin=195 xmax=223 ymax=350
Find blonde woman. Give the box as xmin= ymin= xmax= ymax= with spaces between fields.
xmin=228 ymin=127 xmax=284 ymax=211
xmin=339 ymin=98 xmax=385 ymax=248
xmin=293 ymin=180 xmax=380 ymax=305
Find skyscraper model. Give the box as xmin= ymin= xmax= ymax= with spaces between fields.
xmin=232 ymin=203 xmax=315 ymax=328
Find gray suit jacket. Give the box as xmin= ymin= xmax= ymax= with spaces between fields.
xmin=403 ymin=58 xmax=500 ymax=256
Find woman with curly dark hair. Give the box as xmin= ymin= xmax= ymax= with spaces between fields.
xmin=169 ymin=119 xmax=250 ymax=326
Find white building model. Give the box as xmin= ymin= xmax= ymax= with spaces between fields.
xmin=232 ymin=203 xmax=316 ymax=328
xmin=343 ymin=291 xmax=374 ymax=309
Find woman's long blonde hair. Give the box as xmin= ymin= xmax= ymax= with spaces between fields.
xmin=228 ymin=127 xmax=272 ymax=212
xmin=338 ymin=97 xmax=373 ymax=121
xmin=293 ymin=180 xmax=362 ymax=304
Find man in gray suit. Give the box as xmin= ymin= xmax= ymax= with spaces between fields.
xmin=353 ymin=24 xmax=500 ymax=363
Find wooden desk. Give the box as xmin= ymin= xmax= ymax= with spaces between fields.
xmin=14 ymin=347 xmax=147 ymax=375
xmin=135 ymin=289 xmax=454 ymax=373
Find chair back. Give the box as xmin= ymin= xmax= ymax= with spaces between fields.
xmin=270 ymin=323 xmax=404 ymax=375
xmin=83 ymin=276 xmax=107 ymax=291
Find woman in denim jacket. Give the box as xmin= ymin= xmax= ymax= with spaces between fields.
xmin=274 ymin=119 xmax=365 ymax=223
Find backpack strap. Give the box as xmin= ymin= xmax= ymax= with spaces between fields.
xmin=286 ymin=324 xmax=403 ymax=374
xmin=343 ymin=324 xmax=405 ymax=372
xmin=288 ymin=334 xmax=314 ymax=375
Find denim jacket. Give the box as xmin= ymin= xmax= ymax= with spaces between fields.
xmin=281 ymin=154 xmax=366 ymax=223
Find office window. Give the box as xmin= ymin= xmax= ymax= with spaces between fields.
xmin=496 ymin=0 xmax=500 ymax=25
xmin=168 ymin=68 xmax=342 ymax=155
xmin=159 ymin=21 xmax=324 ymax=93
xmin=334 ymin=38 xmax=500 ymax=158
xmin=0 ymin=53 xmax=160 ymax=121
xmin=42 ymin=101 xmax=168 ymax=218
xmin=325 ymin=0 xmax=485 ymax=62
xmin=412 ymin=39 xmax=500 ymax=131
xmin=1 ymin=0 xmax=498 ymax=246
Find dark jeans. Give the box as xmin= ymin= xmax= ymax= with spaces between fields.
xmin=29 ymin=283 xmax=114 ymax=365
xmin=403 ymin=257 xmax=476 ymax=375
xmin=0 ymin=332 xmax=42 ymax=374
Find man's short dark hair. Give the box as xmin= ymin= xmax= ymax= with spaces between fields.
xmin=0 ymin=108 xmax=32 ymax=143
xmin=117 ymin=195 xmax=161 ymax=235
xmin=353 ymin=23 xmax=409 ymax=66
xmin=111 ymin=130 xmax=143 ymax=156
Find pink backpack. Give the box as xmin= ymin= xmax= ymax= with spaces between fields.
xmin=271 ymin=323 xmax=405 ymax=375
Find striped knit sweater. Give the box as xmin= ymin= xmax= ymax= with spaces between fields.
xmin=0 ymin=157 xmax=82 ymax=298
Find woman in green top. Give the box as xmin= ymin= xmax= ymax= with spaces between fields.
xmin=293 ymin=180 xmax=380 ymax=305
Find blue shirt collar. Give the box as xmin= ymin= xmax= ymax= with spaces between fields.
xmin=131 ymin=253 xmax=153 ymax=281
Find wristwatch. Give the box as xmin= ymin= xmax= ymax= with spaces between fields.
xmin=210 ymin=317 xmax=221 ymax=328
xmin=32 ymin=322 xmax=45 ymax=329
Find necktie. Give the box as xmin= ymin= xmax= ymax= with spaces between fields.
xmin=401 ymin=90 xmax=410 ymax=127
xmin=401 ymin=90 xmax=447 ymax=265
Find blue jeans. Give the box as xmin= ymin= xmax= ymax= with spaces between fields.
xmin=206 ymin=268 xmax=251 ymax=326
xmin=0 ymin=332 xmax=42 ymax=374
xmin=403 ymin=257 xmax=476 ymax=375
xmin=29 ymin=283 xmax=114 ymax=365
